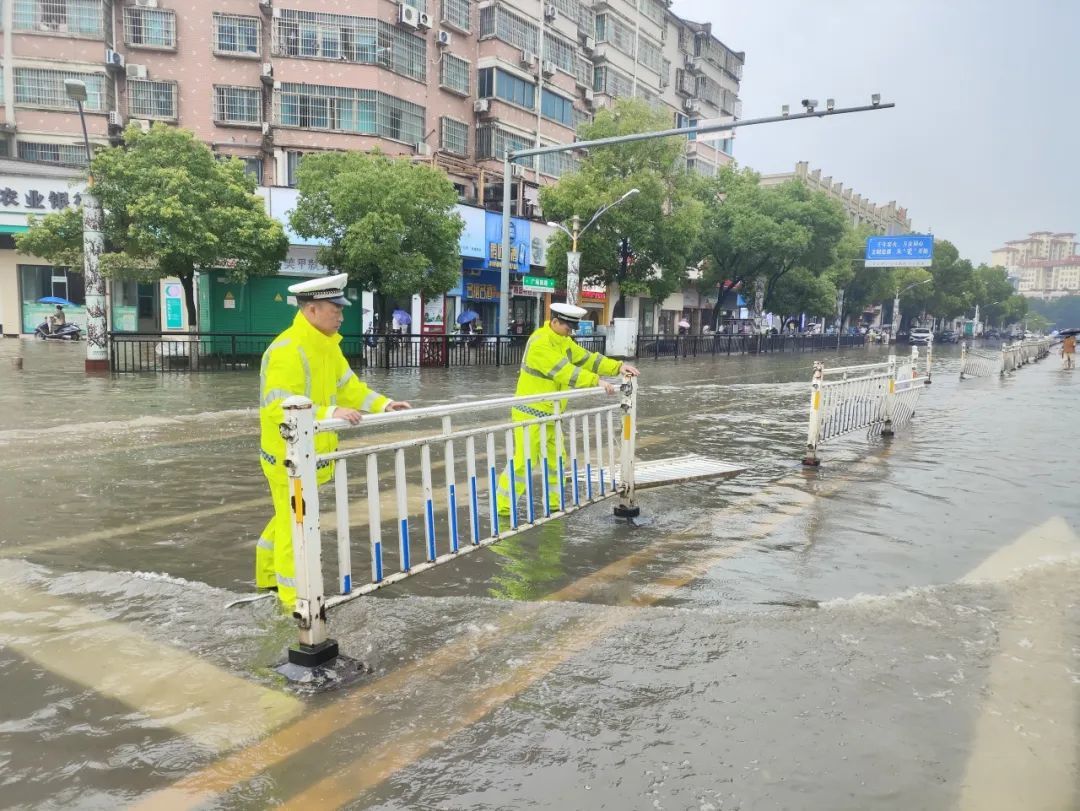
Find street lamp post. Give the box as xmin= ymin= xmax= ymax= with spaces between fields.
xmin=547 ymin=188 xmax=639 ymax=307
xmin=497 ymin=98 xmax=896 ymax=335
xmin=893 ymin=278 xmax=932 ymax=340
xmin=64 ymin=79 xmax=108 ymax=373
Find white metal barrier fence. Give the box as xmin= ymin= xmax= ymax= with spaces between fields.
xmin=278 ymin=376 xmax=641 ymax=666
xmin=959 ymin=341 xmax=1003 ymax=379
xmin=803 ymin=346 xmax=927 ymax=465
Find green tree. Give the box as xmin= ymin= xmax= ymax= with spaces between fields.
xmin=696 ymin=167 xmax=849 ymax=326
xmin=17 ymin=123 xmax=288 ymax=327
xmin=925 ymin=240 xmax=975 ymax=321
xmin=539 ymin=98 xmax=705 ymax=310
xmin=972 ymin=264 xmax=1021 ymax=326
xmin=289 ymin=151 xmax=464 ymax=301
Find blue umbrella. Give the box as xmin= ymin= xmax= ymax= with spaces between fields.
xmin=392 ymin=309 xmax=412 ymax=325
xmin=456 ymin=310 xmax=479 ymax=325
xmin=37 ymin=296 xmax=76 ymax=306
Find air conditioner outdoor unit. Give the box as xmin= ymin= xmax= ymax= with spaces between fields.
xmin=415 ymin=142 xmax=432 ymax=157
xmin=398 ymin=4 xmax=419 ymax=28
xmin=437 ymin=30 xmax=452 ymax=46
xmin=511 ymin=163 xmax=526 ymax=178
xmin=126 ymin=64 xmax=147 ymax=79
xmin=417 ymin=11 xmax=432 ymax=28
xmin=107 ymin=111 xmax=124 ymax=128
xmin=261 ymin=62 xmax=273 ymax=78
xmin=520 ymin=50 xmax=537 ymax=67
xmin=131 ymin=118 xmax=151 ymax=133
xmin=583 ymin=87 xmax=594 ymax=102
xmin=105 ymin=48 xmax=125 ymax=68
xmin=261 ymin=122 xmax=272 ymax=136
xmin=541 ymin=60 xmax=555 ymax=76
xmin=473 ymin=98 xmax=491 ymax=114
xmin=683 ymin=98 xmax=700 ymax=113
xmin=582 ymin=35 xmax=595 ymax=51
xmin=543 ymin=3 xmax=558 ymax=20
xmin=684 ymin=54 xmax=699 ymax=71
xmin=134 ymin=0 xmax=158 ymax=7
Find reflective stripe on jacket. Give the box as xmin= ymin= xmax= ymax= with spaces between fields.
xmin=512 ymin=322 xmax=622 ymax=419
xmin=260 ymin=311 xmax=389 ymax=481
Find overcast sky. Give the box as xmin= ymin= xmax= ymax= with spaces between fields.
xmin=671 ymin=0 xmax=1079 ymax=264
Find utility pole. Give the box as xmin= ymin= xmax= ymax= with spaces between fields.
xmin=497 ymin=98 xmax=896 ymax=335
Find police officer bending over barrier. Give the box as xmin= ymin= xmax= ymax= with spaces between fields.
xmin=257 ymin=274 xmax=411 ymax=609
xmin=497 ymin=303 xmax=639 ymax=518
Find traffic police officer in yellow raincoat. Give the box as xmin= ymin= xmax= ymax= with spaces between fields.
xmin=496 ymin=303 xmax=639 ymax=518
xmin=258 ymin=274 xmax=410 ymax=609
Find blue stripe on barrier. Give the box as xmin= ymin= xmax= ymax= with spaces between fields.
xmin=374 ymin=542 xmax=383 ymax=582
xmin=400 ymin=519 xmax=410 ymax=572
xmin=573 ymin=459 xmax=580 ymax=506
xmin=526 ymin=459 xmax=535 ymax=523
xmin=343 ymin=573 xmax=351 ymax=594
xmin=600 ymin=469 xmax=606 ymax=496
xmin=489 ymin=467 xmax=500 ymax=535
xmin=543 ymin=458 xmax=551 ymax=518
xmin=586 ymin=463 xmax=593 ymax=500
xmin=558 ymin=457 xmax=566 ymax=511
xmin=449 ymin=484 xmax=459 ymax=552
xmin=470 ymin=476 xmax=480 ymax=544
xmin=426 ymin=500 xmax=436 ymax=561
xmin=509 ymin=466 xmax=519 ymax=529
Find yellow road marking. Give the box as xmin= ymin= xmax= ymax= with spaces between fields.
xmin=0 ymin=579 xmax=303 ymax=753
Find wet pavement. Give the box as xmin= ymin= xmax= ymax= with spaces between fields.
xmin=0 ymin=337 xmax=1076 ymax=810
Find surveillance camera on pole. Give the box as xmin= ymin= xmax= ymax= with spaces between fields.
xmin=826 ymin=98 xmax=835 ymax=111
xmin=871 ymin=93 xmax=881 ymax=106
xmin=781 ymin=104 xmax=789 ymax=117
xmin=801 ymin=98 xmax=818 ymax=113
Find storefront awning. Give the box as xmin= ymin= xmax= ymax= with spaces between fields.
xmin=0 ymin=224 xmax=29 ymax=234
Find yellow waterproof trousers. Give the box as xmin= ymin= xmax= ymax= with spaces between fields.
xmin=496 ymin=422 xmax=567 ymax=521
xmin=255 ymin=467 xmax=298 ymax=610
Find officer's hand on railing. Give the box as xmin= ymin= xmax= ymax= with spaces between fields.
xmin=621 ymin=363 xmax=641 ymax=376
xmin=333 ymin=407 xmax=363 ymax=425
xmin=602 ymin=382 xmax=618 ymax=395
xmin=385 ymin=401 xmax=412 ymax=412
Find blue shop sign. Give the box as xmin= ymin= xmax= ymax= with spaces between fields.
xmin=485 ymin=212 xmax=530 ymax=272
xmin=865 ymin=234 xmax=934 ymax=267
xmin=457 ymin=204 xmax=486 ymax=259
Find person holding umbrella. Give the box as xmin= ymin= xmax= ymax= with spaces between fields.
xmin=257 ymin=274 xmax=411 ymax=610
xmin=495 ymin=303 xmax=639 ymax=519
xmin=1061 ymin=329 xmax=1076 ymax=369
xmin=48 ymin=305 xmax=66 ymax=334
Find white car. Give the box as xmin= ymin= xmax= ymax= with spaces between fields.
xmin=909 ymin=328 xmax=932 ymax=345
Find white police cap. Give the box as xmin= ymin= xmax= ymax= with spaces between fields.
xmin=287 ymin=273 xmax=351 ymax=306
xmin=551 ymin=303 xmax=587 ymax=324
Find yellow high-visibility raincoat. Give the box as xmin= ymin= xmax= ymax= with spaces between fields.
xmin=257 ymin=311 xmax=389 ymax=608
xmin=496 ymin=322 xmax=623 ymax=518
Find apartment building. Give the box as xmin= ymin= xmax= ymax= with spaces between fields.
xmin=0 ymin=0 xmax=743 ymax=335
xmin=989 ymin=232 xmax=1080 ymax=300
xmin=759 ymin=161 xmax=912 ymax=236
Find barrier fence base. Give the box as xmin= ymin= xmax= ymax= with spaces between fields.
xmin=613 ymin=502 xmax=641 ymax=519
xmin=287 ymin=638 xmax=340 ymax=668
xmin=801 ymin=456 xmax=820 ymax=467
xmin=275 ymin=649 xmax=369 ymax=692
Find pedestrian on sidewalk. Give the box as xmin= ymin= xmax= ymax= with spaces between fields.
xmin=496 ymin=303 xmax=639 ymax=518
xmin=1062 ymin=333 xmax=1076 ymax=369
xmin=257 ymin=274 xmax=411 ymax=609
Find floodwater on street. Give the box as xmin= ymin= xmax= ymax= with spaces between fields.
xmin=0 ymin=336 xmax=1076 ymax=810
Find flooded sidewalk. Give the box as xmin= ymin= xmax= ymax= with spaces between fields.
xmin=0 ymin=337 xmax=1076 ymax=810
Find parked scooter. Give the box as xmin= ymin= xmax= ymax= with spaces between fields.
xmin=34 ymin=321 xmax=82 ymax=341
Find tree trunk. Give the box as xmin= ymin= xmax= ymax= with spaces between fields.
xmin=179 ymin=273 xmax=197 ymax=331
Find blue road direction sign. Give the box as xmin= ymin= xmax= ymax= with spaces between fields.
xmin=864 ymin=234 xmax=934 ymax=267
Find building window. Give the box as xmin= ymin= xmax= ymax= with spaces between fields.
xmin=13 ymin=0 xmax=105 ymax=37
xmin=637 ymin=0 xmax=665 ymax=26
xmin=274 ymin=83 xmax=425 ymax=145
xmin=439 ymin=116 xmax=467 ymax=155
xmin=128 ymin=79 xmax=178 ymax=120
xmin=273 ymin=9 xmax=426 ymax=83
xmin=439 ymin=53 xmax=469 ymax=95
xmin=637 ymin=36 xmax=661 ymax=74
xmin=213 ymin=13 xmax=260 ymax=56
xmin=123 ymin=6 xmax=176 ymax=48
xmin=19 ymin=265 xmax=86 ymax=333
xmin=478 ymin=67 xmax=534 ymax=109
xmin=541 ymin=89 xmax=573 ymax=127
xmin=17 ymin=140 xmax=90 ymax=166
xmin=593 ymin=65 xmax=633 ymax=98
xmin=214 ymin=85 xmax=262 ymax=125
xmin=286 ymin=150 xmax=304 ymax=187
xmin=440 ymin=0 xmax=470 ymax=32
xmin=13 ymin=67 xmax=111 ymax=111
xmin=595 ymin=12 xmax=635 ymax=57
xmin=241 ymin=157 xmax=264 ymax=185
